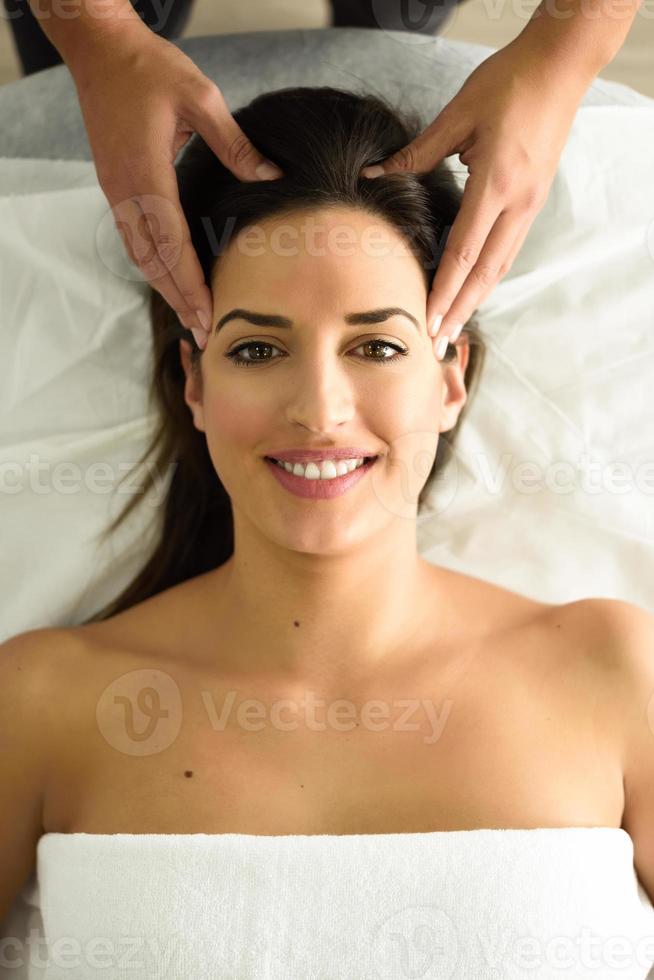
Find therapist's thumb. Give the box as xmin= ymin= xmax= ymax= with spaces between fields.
xmin=361 ymin=107 xmax=461 ymax=178
xmin=186 ymin=81 xmax=283 ymax=183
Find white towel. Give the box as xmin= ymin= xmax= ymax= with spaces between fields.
xmin=1 ymin=827 xmax=653 ymax=979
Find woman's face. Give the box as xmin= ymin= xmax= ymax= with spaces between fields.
xmin=180 ymin=205 xmax=469 ymax=554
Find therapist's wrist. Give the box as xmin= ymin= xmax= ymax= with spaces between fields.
xmin=485 ymin=38 xmax=594 ymax=124
xmin=512 ymin=0 xmax=621 ymax=91
xmin=45 ymin=0 xmax=152 ymax=89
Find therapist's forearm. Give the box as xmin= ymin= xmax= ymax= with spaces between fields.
xmin=25 ymin=0 xmax=150 ymax=76
xmin=517 ymin=0 xmax=642 ymax=80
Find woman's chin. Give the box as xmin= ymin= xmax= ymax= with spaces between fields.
xmin=263 ymin=515 xmax=376 ymax=556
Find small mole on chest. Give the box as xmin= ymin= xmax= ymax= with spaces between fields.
xmin=293 ymin=620 xmax=300 ymax=627
xmin=184 ymin=770 xmax=193 ymax=778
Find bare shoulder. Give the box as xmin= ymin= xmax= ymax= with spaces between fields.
xmin=568 ymin=597 xmax=654 ymax=767
xmin=542 ymin=597 xmax=654 ymax=798
xmin=0 ymin=627 xmax=81 ymax=772
xmin=517 ymin=595 xmax=654 ymax=703
xmin=462 ymin=579 xmax=650 ymax=692
xmin=553 ymin=597 xmax=654 ymax=902
xmin=0 ymin=626 xmax=88 ymax=695
xmin=0 ymin=627 xmax=90 ymax=922
xmin=435 ymin=565 xmax=553 ymax=636
xmin=542 ymin=595 xmax=654 ymax=672
xmin=72 ymin=570 xmax=218 ymax=660
xmin=0 ymin=625 xmax=105 ymax=755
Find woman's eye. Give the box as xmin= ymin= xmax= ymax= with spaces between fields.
xmin=224 ymin=341 xmax=279 ymax=367
xmin=352 ymin=340 xmax=409 ymax=364
xmin=224 ymin=339 xmax=409 ymax=368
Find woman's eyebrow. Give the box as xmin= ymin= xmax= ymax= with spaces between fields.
xmin=214 ymin=307 xmax=421 ymax=334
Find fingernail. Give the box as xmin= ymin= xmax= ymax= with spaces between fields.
xmin=361 ymin=165 xmax=384 ymax=179
xmin=449 ymin=322 xmax=464 ymax=343
xmin=191 ymin=327 xmax=207 ymax=350
xmin=256 ymin=161 xmax=283 ymax=180
xmin=195 ymin=309 xmax=211 ymax=331
xmin=428 ymin=313 xmax=443 ymax=337
xmin=435 ymin=335 xmax=449 ymax=360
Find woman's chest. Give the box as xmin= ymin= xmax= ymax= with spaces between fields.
xmin=42 ymin=634 xmax=624 ymax=835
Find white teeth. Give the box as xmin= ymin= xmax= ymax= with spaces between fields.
xmin=274 ymin=457 xmax=371 ymax=480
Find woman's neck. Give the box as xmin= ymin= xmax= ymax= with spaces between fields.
xmin=198 ymin=533 xmax=442 ymax=690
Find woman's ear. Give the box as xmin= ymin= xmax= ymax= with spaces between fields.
xmin=179 ymin=339 xmax=206 ymax=432
xmin=438 ymin=336 xmax=470 ymax=434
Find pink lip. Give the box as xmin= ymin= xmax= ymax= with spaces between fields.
xmin=264 ymin=448 xmax=378 ymax=463
xmin=264 ymin=456 xmax=378 ymax=499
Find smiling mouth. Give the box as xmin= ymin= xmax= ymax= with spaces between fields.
xmin=263 ymin=454 xmax=380 ymax=494
xmin=264 ymin=455 xmax=378 ymax=465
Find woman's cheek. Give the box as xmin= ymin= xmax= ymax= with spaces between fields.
xmin=203 ymin=386 xmax=268 ymax=443
xmin=375 ymin=372 xmax=441 ymax=441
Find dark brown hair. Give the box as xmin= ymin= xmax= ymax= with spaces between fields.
xmin=85 ymin=85 xmax=485 ymax=623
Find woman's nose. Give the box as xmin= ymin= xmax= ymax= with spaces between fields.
xmin=284 ymin=360 xmax=356 ymax=433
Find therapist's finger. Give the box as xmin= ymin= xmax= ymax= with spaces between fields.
xmin=110 ymin=188 xmax=211 ymax=345
xmin=430 ymin=206 xmax=536 ymax=354
xmin=107 ymin=104 xmax=283 ymax=345
xmin=425 ymin=173 xmax=505 ymax=335
xmin=500 ymin=214 xmax=534 ymax=280
xmin=167 ymin=86 xmax=283 ymax=344
xmin=183 ymin=81 xmax=284 ymax=184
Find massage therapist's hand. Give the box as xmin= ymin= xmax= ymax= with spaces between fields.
xmin=360 ymin=35 xmax=592 ymax=359
xmin=70 ymin=27 xmax=283 ymax=349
